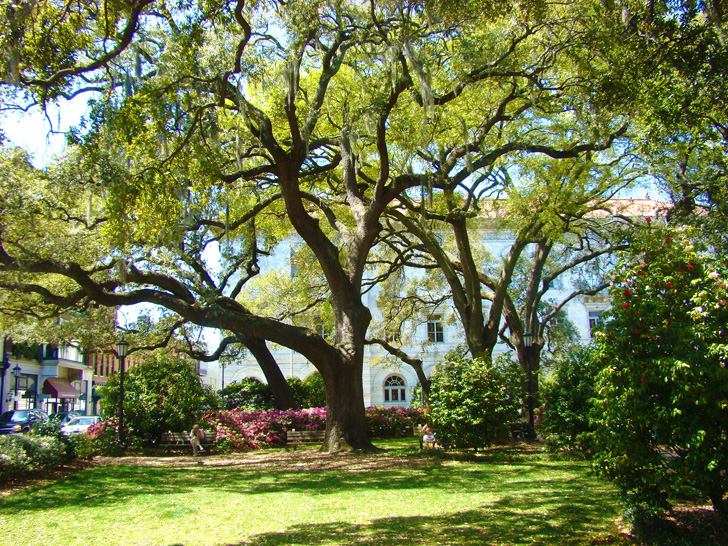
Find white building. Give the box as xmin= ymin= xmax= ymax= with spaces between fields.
xmin=204 ymin=212 xmax=634 ymax=407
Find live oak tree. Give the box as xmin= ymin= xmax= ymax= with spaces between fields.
xmin=0 ymin=0 xmax=646 ymax=450
xmin=371 ymin=151 xmax=638 ymax=405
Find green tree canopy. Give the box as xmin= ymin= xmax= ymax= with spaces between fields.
xmin=1 ymin=0 xmax=643 ymax=451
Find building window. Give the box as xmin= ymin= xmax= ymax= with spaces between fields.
xmin=384 ymin=375 xmax=406 ymax=403
xmin=588 ymin=311 xmax=603 ymax=337
xmin=427 ymin=315 xmax=444 ymax=343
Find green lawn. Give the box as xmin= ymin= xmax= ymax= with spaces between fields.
xmin=1 ymin=438 xmax=628 ymax=546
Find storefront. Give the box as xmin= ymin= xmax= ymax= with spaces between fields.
xmin=42 ymin=377 xmax=82 ymax=413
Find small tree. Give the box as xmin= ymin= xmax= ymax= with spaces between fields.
xmin=428 ymin=351 xmax=522 ymax=449
xmin=287 ymin=373 xmax=326 ymax=409
xmin=590 ymin=225 xmax=728 ymax=524
xmin=219 ymin=378 xmax=275 ymax=411
xmin=539 ymin=346 xmax=601 ymax=454
xmin=100 ymin=352 xmax=207 ymax=442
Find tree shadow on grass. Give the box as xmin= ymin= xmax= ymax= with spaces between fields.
xmin=224 ymin=496 xmax=623 ymax=546
xmin=222 ymin=494 xmax=725 ymax=546
xmin=0 ymin=450 xmax=604 ymax=518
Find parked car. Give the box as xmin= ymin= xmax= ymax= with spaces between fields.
xmin=49 ymin=410 xmax=82 ymax=426
xmin=60 ymin=416 xmax=102 ymax=436
xmin=0 ymin=409 xmax=49 ymax=434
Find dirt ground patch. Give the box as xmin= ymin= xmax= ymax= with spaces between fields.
xmin=0 ymin=448 xmax=430 ymax=496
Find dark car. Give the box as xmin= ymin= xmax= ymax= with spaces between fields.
xmin=49 ymin=410 xmax=81 ymax=426
xmin=0 ymin=409 xmax=49 ymax=434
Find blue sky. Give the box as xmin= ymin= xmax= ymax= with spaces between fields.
xmin=1 ymin=97 xmax=90 ymax=167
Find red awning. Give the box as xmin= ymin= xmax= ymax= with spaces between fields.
xmin=43 ymin=378 xmax=80 ymax=399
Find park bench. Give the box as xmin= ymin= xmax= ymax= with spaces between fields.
xmin=286 ymin=429 xmax=325 ymax=449
xmin=159 ymin=430 xmax=215 ymax=452
xmin=509 ymin=422 xmax=529 ymax=439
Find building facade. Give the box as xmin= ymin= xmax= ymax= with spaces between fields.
xmin=205 ymin=222 xmax=619 ymax=407
xmin=0 ymin=337 xmax=144 ymax=417
xmin=0 ymin=338 xmax=92 ymax=416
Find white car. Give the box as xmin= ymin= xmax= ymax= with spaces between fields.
xmin=61 ymin=416 xmax=102 ymax=435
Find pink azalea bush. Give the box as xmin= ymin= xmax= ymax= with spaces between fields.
xmin=200 ymin=406 xmax=425 ymax=452
xmin=200 ymin=408 xmax=327 ymax=452
xmin=365 ymin=406 xmax=425 ymax=437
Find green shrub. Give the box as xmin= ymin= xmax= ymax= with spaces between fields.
xmin=428 ymin=352 xmax=522 ymax=449
xmin=30 ymin=419 xmax=75 ymax=462
xmin=0 ymin=436 xmax=32 ymax=477
xmin=219 ymin=378 xmax=275 ymax=411
xmin=539 ymin=346 xmax=601 ymax=455
xmin=300 ymin=372 xmax=326 ymax=408
xmin=287 ymin=373 xmax=327 ymax=409
xmin=70 ymin=433 xmax=96 ymax=459
xmin=0 ymin=434 xmax=68 ymax=479
xmin=286 ymin=377 xmax=307 ymax=408
xmin=100 ymin=352 xmax=209 ymax=443
xmin=408 ymin=383 xmax=426 ymax=409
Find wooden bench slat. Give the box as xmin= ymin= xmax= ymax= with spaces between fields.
xmin=286 ymin=430 xmax=325 ymax=449
xmin=158 ymin=430 xmax=215 ymax=450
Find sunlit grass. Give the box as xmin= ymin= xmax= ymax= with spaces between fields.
xmin=1 ymin=437 xmax=629 ymax=546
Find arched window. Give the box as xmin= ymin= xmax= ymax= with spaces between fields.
xmin=384 ymin=375 xmax=406 ymax=403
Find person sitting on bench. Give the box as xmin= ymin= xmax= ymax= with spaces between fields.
xmin=189 ymin=424 xmax=205 ymax=456
xmin=422 ymin=427 xmax=437 ymax=449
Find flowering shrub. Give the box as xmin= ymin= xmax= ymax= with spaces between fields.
xmin=366 ymin=407 xmax=425 ymax=437
xmin=200 ymin=406 xmax=424 ymax=451
xmin=80 ymin=418 xmax=139 ymax=456
xmin=590 ymin=225 xmax=728 ymax=524
xmin=200 ymin=408 xmax=326 ymax=452
xmin=0 ymin=434 xmax=68 ymax=479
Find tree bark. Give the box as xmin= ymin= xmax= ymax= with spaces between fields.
xmin=320 ymin=356 xmax=376 ymax=451
xmin=238 ymin=335 xmax=297 ymax=410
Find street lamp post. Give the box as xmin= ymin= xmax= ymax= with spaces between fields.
xmin=12 ymin=363 xmax=21 ymax=410
xmin=116 ymin=337 xmax=129 ymax=448
xmin=0 ymin=353 xmax=9 ymax=414
xmin=522 ymin=331 xmax=538 ymax=441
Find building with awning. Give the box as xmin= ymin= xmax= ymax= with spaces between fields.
xmin=42 ymin=377 xmax=81 ymax=399
xmin=1 ymin=339 xmax=93 ymax=415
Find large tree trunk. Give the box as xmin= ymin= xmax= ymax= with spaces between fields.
xmin=321 ymin=358 xmax=376 ymax=451
xmin=239 ymin=335 xmax=297 ymax=410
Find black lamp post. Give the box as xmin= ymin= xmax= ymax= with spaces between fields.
xmin=116 ymin=337 xmax=129 ymax=448
xmin=12 ymin=363 xmax=21 ymax=410
xmin=522 ymin=331 xmax=538 ymax=440
xmin=0 ymin=353 xmax=9 ymax=413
